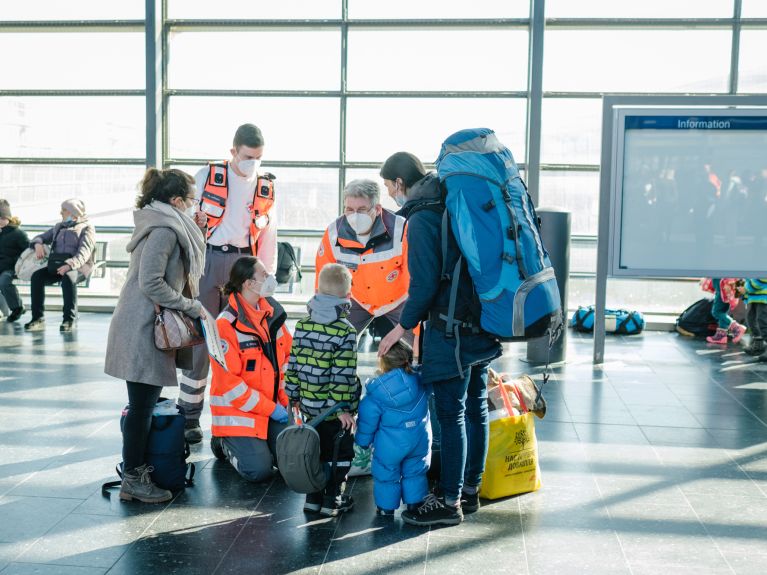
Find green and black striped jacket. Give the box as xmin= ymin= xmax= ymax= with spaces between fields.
xmin=285 ymin=314 xmax=360 ymax=420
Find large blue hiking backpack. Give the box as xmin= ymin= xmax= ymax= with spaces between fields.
xmin=434 ymin=128 xmax=562 ymax=341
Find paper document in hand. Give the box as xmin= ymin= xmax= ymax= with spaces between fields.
xmin=199 ymin=306 xmax=228 ymax=371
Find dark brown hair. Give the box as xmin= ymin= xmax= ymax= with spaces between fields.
xmin=379 ymin=340 xmax=414 ymax=374
xmin=222 ymin=256 xmax=260 ymax=296
xmin=380 ymin=152 xmax=427 ymax=188
xmin=136 ymin=168 xmax=194 ymax=209
xmin=233 ymin=123 xmax=264 ymax=149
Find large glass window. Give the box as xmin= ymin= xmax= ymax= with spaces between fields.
xmin=168 ymin=30 xmax=341 ymax=91
xmin=538 ymin=171 xmax=600 ymax=236
xmin=347 ymin=0 xmax=528 ymax=19
xmin=1 ymin=0 xmax=143 ymax=20
xmin=541 ymin=99 xmax=602 ymax=166
xmin=168 ymin=97 xmax=340 ymax=161
xmin=546 ymin=0 xmax=733 ymax=18
xmin=346 ymin=98 xmax=527 ymax=164
xmin=167 ymin=0 xmax=341 ymax=20
xmin=738 ymin=29 xmax=767 ymax=93
xmin=0 ymin=165 xmax=145 ymax=226
xmin=0 ymin=97 xmax=145 ymax=158
xmin=544 ymin=29 xmax=732 ymax=93
xmin=0 ymin=32 xmax=144 ymax=90
xmin=742 ymin=0 xmax=767 ymax=18
xmin=347 ymin=29 xmax=528 ymax=91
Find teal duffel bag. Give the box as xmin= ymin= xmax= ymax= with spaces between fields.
xmin=571 ymin=305 xmax=645 ymax=335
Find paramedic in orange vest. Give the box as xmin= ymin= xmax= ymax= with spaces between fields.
xmin=178 ymin=123 xmax=278 ymax=444
xmin=209 ymin=256 xmax=291 ymax=482
xmin=315 ymin=179 xmax=413 ymax=345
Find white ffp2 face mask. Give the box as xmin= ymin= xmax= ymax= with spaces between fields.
xmin=236 ymin=158 xmax=260 ymax=179
xmin=345 ymin=212 xmax=374 ymax=236
xmin=258 ymin=274 xmax=278 ymax=298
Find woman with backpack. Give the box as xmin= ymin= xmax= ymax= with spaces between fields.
xmin=105 ymin=168 xmax=206 ymax=503
xmin=0 ymin=199 xmax=29 ymax=322
xmin=377 ymin=151 xmax=502 ymax=527
xmin=25 ymin=198 xmax=96 ymax=332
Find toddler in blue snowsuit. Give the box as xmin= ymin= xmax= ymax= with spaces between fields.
xmin=355 ymin=341 xmax=431 ymax=515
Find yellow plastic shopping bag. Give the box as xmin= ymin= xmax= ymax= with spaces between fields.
xmin=479 ymin=380 xmax=541 ymax=500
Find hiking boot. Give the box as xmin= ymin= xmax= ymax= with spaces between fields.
xmin=461 ymin=489 xmax=481 ymax=514
xmin=60 ymin=320 xmax=74 ymax=332
xmin=304 ymin=492 xmax=323 ymax=513
xmin=745 ymin=338 xmax=765 ymax=356
xmin=706 ymin=328 xmax=728 ymax=345
xmin=184 ymin=420 xmax=203 ymax=444
xmin=729 ymin=322 xmax=747 ymax=344
xmin=119 ymin=464 xmax=173 ymax=503
xmin=401 ymin=493 xmax=463 ymax=527
xmin=319 ymin=493 xmax=354 ymax=517
xmin=24 ymin=317 xmax=45 ymax=331
xmin=7 ymin=306 xmax=25 ymax=322
xmin=210 ymin=436 xmax=226 ymax=460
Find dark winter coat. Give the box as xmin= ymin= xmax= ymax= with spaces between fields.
xmin=0 ymin=225 xmax=28 ymax=274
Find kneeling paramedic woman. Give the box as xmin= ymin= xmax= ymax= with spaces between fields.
xmin=209 ymin=256 xmax=292 ymax=482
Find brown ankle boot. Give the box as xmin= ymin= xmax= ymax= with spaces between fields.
xmin=120 ymin=464 xmax=173 ymax=503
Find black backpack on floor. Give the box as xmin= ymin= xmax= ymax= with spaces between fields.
xmin=675 ymin=298 xmax=717 ymax=338
xmin=276 ymin=242 xmax=302 ymax=285
xmin=102 ymin=400 xmax=195 ymax=496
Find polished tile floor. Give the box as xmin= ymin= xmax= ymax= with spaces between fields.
xmin=0 ymin=314 xmax=766 ymax=574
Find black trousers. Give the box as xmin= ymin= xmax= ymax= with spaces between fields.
xmin=747 ymin=302 xmax=767 ymax=340
xmin=30 ymin=267 xmax=80 ymax=321
xmin=122 ymin=381 xmax=163 ymax=474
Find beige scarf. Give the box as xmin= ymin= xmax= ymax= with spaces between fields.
xmin=144 ymin=201 xmax=206 ymax=297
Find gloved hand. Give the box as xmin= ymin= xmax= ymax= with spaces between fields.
xmin=270 ymin=403 xmax=289 ymax=424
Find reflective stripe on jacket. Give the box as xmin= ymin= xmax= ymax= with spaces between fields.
xmin=210 ymin=292 xmax=291 ymax=439
xmin=201 ymin=162 xmax=274 ymax=256
xmin=315 ymin=209 xmax=409 ymax=316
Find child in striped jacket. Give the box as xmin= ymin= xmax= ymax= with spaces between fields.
xmin=285 ymin=263 xmax=361 ymax=517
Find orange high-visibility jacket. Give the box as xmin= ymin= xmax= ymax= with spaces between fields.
xmin=200 ymin=161 xmax=275 ymax=256
xmin=209 ymin=292 xmax=291 ymax=439
xmin=315 ymin=209 xmax=409 ymax=316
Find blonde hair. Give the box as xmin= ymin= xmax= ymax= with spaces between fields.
xmin=7 ymin=216 xmax=21 ymax=226
xmin=318 ymin=263 xmax=352 ymax=298
xmin=379 ymin=340 xmax=414 ymax=374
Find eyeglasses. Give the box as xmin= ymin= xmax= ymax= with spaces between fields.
xmin=343 ymin=206 xmax=374 ymax=215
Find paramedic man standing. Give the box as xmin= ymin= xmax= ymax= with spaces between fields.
xmin=178 ymin=123 xmax=278 ymax=443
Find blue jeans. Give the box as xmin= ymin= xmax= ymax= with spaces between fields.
xmin=711 ymin=279 xmax=733 ymax=330
xmin=432 ymin=361 xmax=491 ymax=502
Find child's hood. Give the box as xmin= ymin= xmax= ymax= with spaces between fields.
xmin=365 ymin=369 xmax=423 ymax=409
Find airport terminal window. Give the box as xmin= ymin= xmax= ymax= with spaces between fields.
xmin=0 ymin=97 xmax=145 ymax=159
xmin=540 ymin=99 xmax=602 ymax=167
xmin=347 ymin=0 xmax=528 ymax=19
xmin=538 ymin=171 xmax=600 ymax=236
xmin=0 ymin=32 xmax=144 ymax=90
xmin=742 ymin=0 xmax=767 ymax=18
xmin=543 ymin=29 xmax=732 ymax=93
xmin=737 ymin=30 xmax=767 ymax=94
xmin=545 ymin=0 xmax=733 ymax=19
xmin=168 ymin=97 xmax=340 ymax=162
xmin=345 ymin=97 xmax=527 ymax=164
xmin=0 ymin=0 xmax=143 ymax=20
xmin=347 ymin=29 xmax=529 ymax=92
xmin=167 ymin=0 xmax=340 ymax=20
xmin=168 ymin=30 xmax=341 ymax=91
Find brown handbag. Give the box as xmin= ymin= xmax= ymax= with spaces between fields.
xmin=153 ymin=304 xmax=205 ymax=351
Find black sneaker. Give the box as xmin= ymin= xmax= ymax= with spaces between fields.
xmin=210 ymin=436 xmax=226 ymax=460
xmin=24 ymin=317 xmax=45 ymax=331
xmin=745 ymin=339 xmax=765 ymax=356
xmin=7 ymin=306 xmax=25 ymax=322
xmin=461 ymin=489 xmax=480 ymax=514
xmin=184 ymin=420 xmax=203 ymax=444
xmin=304 ymin=492 xmax=323 ymax=513
xmin=319 ymin=493 xmax=354 ymax=517
xmin=60 ymin=320 xmax=74 ymax=332
xmin=401 ymin=493 xmax=463 ymax=527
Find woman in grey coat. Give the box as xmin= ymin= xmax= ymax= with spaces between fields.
xmin=105 ymin=168 xmax=207 ymax=503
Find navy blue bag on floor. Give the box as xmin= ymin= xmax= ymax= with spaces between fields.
xmin=102 ymin=400 xmax=195 ymax=496
xmin=571 ymin=305 xmax=645 ymax=335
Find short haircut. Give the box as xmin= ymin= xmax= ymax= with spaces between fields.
xmin=233 ymin=123 xmax=264 ymax=149
xmin=343 ymin=179 xmax=380 ymax=208
xmin=318 ymin=263 xmax=352 ymax=298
